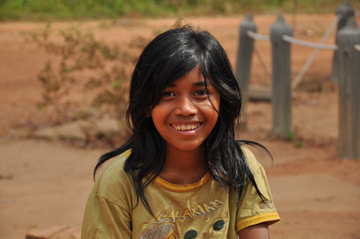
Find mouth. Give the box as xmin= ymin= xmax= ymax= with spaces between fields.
xmin=171 ymin=123 xmax=202 ymax=131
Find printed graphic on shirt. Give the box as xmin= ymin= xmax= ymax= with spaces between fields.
xmin=184 ymin=229 xmax=197 ymax=239
xmin=209 ymin=218 xmax=228 ymax=232
xmin=157 ymin=200 xmax=223 ymax=223
xmin=139 ymin=223 xmax=176 ymax=239
xmin=139 ymin=200 xmax=226 ymax=239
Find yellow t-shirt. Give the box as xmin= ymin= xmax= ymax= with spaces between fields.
xmin=82 ymin=147 xmax=280 ymax=239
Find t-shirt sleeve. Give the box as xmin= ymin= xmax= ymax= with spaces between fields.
xmin=81 ymin=151 xmax=133 ymax=239
xmin=236 ymin=147 xmax=280 ymax=232
xmin=81 ymin=193 xmax=132 ymax=239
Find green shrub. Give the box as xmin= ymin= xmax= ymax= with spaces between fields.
xmin=0 ymin=0 xmax=353 ymax=21
xmin=23 ymin=24 xmax=151 ymax=146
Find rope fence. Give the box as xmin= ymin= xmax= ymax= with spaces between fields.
xmin=281 ymin=35 xmax=338 ymax=50
xmin=246 ymin=15 xmax=341 ymax=89
xmin=246 ymin=31 xmax=270 ymax=41
xmin=253 ymin=46 xmax=272 ymax=80
xmin=235 ymin=0 xmax=360 ymax=159
xmin=355 ymin=43 xmax=360 ymax=52
xmin=292 ymin=14 xmax=341 ymax=89
xmin=245 ymin=31 xmax=272 ymax=80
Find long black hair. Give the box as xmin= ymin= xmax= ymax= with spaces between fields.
xmin=94 ymin=25 xmax=268 ymax=216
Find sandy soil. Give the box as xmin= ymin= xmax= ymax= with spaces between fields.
xmin=1 ymin=14 xmax=360 ymax=239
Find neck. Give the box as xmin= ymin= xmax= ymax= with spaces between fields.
xmin=159 ymin=145 xmax=208 ymax=185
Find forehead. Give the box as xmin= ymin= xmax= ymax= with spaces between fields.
xmin=166 ymin=67 xmax=212 ymax=87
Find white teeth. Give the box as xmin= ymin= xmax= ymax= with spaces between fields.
xmin=173 ymin=124 xmax=200 ymax=131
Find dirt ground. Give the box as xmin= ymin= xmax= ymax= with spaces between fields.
xmin=1 ymin=14 xmax=360 ymax=239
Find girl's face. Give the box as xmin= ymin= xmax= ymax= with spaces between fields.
xmin=150 ymin=66 xmax=220 ymax=155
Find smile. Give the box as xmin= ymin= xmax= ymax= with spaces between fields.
xmin=171 ymin=123 xmax=202 ymax=131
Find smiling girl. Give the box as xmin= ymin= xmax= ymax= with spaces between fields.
xmin=81 ymin=25 xmax=280 ymax=239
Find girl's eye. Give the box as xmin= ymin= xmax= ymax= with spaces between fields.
xmin=162 ymin=91 xmax=174 ymax=97
xmin=195 ymin=90 xmax=208 ymax=96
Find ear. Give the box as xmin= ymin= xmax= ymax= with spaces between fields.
xmin=145 ymin=104 xmax=153 ymax=118
xmin=146 ymin=109 xmax=151 ymax=118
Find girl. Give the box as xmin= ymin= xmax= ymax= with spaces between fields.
xmin=82 ymin=25 xmax=280 ymax=239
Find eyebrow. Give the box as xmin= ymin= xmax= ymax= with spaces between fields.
xmin=194 ymin=81 xmax=208 ymax=86
xmin=167 ymin=80 xmax=212 ymax=87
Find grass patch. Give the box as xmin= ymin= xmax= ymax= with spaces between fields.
xmin=0 ymin=0 xmax=355 ymax=21
xmin=285 ymin=128 xmax=306 ymax=148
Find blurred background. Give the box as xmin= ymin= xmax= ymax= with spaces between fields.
xmin=0 ymin=1 xmax=359 ymax=239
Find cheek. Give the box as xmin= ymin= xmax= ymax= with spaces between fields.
xmin=209 ymin=111 xmax=219 ymax=126
xmin=208 ymin=95 xmax=220 ymax=117
xmin=214 ymin=95 xmax=221 ymax=110
xmin=150 ymin=105 xmax=168 ymax=129
xmin=208 ymin=96 xmax=220 ymax=127
xmin=202 ymin=104 xmax=220 ymax=127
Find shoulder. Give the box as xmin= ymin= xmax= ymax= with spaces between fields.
xmin=91 ymin=149 xmax=134 ymax=200
xmin=240 ymin=145 xmax=262 ymax=174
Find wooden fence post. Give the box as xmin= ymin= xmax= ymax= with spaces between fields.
xmin=338 ymin=16 xmax=360 ymax=159
xmin=236 ymin=13 xmax=257 ymax=128
xmin=270 ymin=15 xmax=293 ymax=137
xmin=331 ymin=0 xmax=355 ymax=83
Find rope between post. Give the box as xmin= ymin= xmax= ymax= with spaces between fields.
xmin=291 ymin=14 xmax=341 ymax=89
xmin=355 ymin=43 xmax=360 ymax=52
xmin=281 ymin=35 xmax=338 ymax=50
xmin=246 ymin=31 xmax=270 ymax=41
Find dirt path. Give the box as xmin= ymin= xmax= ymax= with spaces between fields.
xmin=0 ymin=140 xmax=102 ymax=239
xmin=1 ymin=14 xmax=360 ymax=239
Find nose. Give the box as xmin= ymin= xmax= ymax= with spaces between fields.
xmin=174 ymin=96 xmax=198 ymax=116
